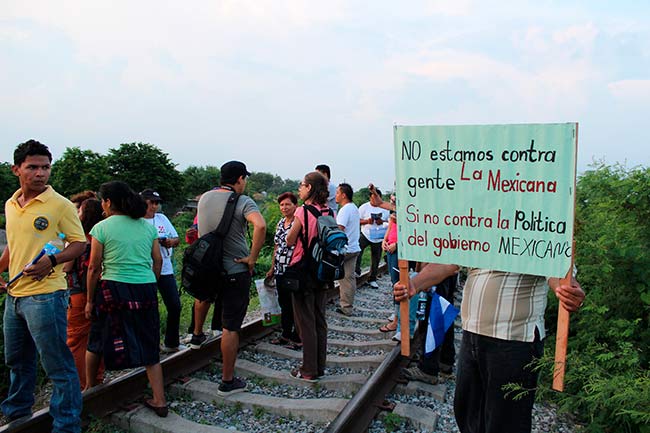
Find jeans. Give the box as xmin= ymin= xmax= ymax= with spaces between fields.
xmin=158 ymin=274 xmax=182 ymax=348
xmin=386 ymin=250 xmax=399 ymax=285
xmin=2 ymin=291 xmax=82 ymax=433
xmin=454 ymin=330 xmax=544 ymax=433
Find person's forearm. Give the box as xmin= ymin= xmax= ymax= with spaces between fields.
xmin=54 ymin=241 xmax=85 ymax=264
xmin=0 ymin=246 xmax=9 ymax=274
xmin=249 ymin=225 xmax=266 ymax=262
xmin=411 ymin=264 xmax=459 ymax=293
xmin=86 ymin=265 xmax=101 ymax=302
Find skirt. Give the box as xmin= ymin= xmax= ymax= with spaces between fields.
xmin=88 ymin=280 xmax=160 ymax=370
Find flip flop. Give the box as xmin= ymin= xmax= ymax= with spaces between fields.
xmin=284 ymin=341 xmax=303 ymax=350
xmin=143 ymin=399 xmax=169 ymax=418
xmin=379 ymin=324 xmax=397 ymax=333
xmin=270 ymin=337 xmax=290 ymax=345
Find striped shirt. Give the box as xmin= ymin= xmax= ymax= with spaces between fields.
xmin=461 ymin=269 xmax=549 ymax=342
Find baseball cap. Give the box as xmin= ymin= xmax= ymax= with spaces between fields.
xmin=140 ymin=189 xmax=162 ymax=202
xmin=220 ymin=161 xmax=251 ymax=183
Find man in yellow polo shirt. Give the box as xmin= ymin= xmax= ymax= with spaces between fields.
xmin=0 ymin=140 xmax=85 ymax=433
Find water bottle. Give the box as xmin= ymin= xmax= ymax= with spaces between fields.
xmin=416 ymin=291 xmax=428 ymax=321
xmin=42 ymin=232 xmax=66 ymax=255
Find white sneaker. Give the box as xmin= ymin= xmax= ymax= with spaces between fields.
xmin=392 ymin=331 xmax=401 ymax=342
xmin=369 ymin=281 xmax=379 ymax=289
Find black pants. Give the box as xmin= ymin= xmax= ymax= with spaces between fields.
xmin=354 ymin=233 xmax=382 ymax=281
xmin=275 ymin=275 xmax=300 ymax=343
xmin=158 ymin=274 xmax=182 ymax=348
xmin=454 ymin=330 xmax=544 ymax=433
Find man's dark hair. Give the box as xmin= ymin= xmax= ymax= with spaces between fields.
xmin=315 ymin=164 xmax=331 ymax=180
xmin=14 ymin=139 xmax=52 ymax=165
xmin=338 ymin=183 xmax=353 ymax=201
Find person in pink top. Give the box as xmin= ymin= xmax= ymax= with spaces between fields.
xmin=379 ymin=211 xmax=399 ymax=333
xmin=285 ymin=171 xmax=331 ymax=382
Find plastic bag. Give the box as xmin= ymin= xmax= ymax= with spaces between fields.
xmin=255 ymin=278 xmax=281 ymax=326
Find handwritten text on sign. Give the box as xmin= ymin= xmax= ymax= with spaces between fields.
xmin=394 ymin=123 xmax=577 ymax=277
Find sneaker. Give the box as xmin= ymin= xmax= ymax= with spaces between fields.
xmin=217 ymin=377 xmax=247 ymax=396
xmin=160 ymin=344 xmax=187 ymax=354
xmin=290 ymin=368 xmax=318 ymax=383
xmin=368 ymin=281 xmax=379 ymax=289
xmin=402 ymin=366 xmax=439 ymax=385
xmin=189 ymin=333 xmax=207 ymax=350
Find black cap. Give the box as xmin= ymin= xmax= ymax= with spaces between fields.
xmin=220 ymin=161 xmax=251 ymax=184
xmin=140 ymin=189 xmax=162 ymax=202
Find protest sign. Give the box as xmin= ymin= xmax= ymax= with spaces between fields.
xmin=394 ymin=123 xmax=577 ymax=277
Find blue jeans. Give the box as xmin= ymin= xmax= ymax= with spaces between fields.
xmin=2 ymin=291 xmax=82 ymax=433
xmin=454 ymin=330 xmax=543 ymax=433
xmin=158 ymin=274 xmax=182 ymax=348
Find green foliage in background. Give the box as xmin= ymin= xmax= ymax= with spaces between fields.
xmin=538 ymin=163 xmax=650 ymax=433
xmin=0 ymin=162 xmax=19 ymax=211
xmin=50 ymin=147 xmax=111 ymax=198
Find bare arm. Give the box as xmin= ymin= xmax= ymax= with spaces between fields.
xmin=0 ymin=246 xmax=9 ymax=290
xmin=85 ymin=237 xmax=104 ymax=319
xmin=393 ymin=263 xmax=460 ymax=301
xmin=234 ymin=211 xmax=267 ymax=273
xmin=286 ymin=217 xmax=302 ymax=247
xmin=151 ymin=239 xmax=162 ymax=279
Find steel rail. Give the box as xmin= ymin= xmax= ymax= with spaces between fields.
xmin=0 ymin=265 xmax=387 ymax=433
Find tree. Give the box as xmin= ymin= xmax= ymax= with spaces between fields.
xmin=107 ymin=143 xmax=184 ymax=208
xmin=50 ymin=147 xmax=111 ymax=198
xmin=0 ymin=162 xmax=19 ymax=209
xmin=182 ymin=165 xmax=220 ymax=197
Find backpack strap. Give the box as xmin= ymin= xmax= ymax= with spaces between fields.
xmin=213 ymin=192 xmax=241 ymax=238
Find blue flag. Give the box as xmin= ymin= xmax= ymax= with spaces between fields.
xmin=425 ymin=292 xmax=459 ymax=354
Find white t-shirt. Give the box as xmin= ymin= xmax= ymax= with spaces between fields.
xmin=358 ymin=202 xmax=390 ymax=243
xmin=336 ymin=202 xmax=361 ymax=253
xmin=327 ymin=181 xmax=338 ymax=212
xmin=145 ymin=213 xmax=179 ymax=275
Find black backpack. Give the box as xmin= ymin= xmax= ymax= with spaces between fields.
xmin=181 ymin=192 xmax=241 ymax=301
xmin=304 ymin=205 xmax=348 ymax=282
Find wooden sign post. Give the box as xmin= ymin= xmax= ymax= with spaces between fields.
xmin=398 ymin=260 xmax=410 ymax=356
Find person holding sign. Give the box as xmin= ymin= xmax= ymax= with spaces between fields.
xmin=394 ymin=265 xmax=584 ymax=433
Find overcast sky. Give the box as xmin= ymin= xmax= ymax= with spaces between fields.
xmin=2 ymin=1 xmax=648 ymax=192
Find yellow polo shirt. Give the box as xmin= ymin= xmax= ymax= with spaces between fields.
xmin=5 ymin=186 xmax=85 ymax=297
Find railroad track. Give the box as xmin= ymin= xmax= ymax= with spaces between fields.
xmin=0 ymin=269 xmax=453 ymax=433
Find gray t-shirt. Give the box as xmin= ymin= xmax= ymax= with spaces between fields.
xmin=197 ymin=189 xmax=259 ymax=275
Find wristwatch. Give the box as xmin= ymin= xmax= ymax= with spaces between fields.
xmin=47 ymin=254 xmax=58 ymax=268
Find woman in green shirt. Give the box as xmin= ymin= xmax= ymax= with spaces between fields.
xmin=85 ymin=181 xmax=168 ymax=417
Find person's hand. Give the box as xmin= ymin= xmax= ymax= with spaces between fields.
xmin=234 ymin=256 xmax=256 ymax=274
xmin=266 ymin=268 xmax=274 ymax=279
xmin=23 ymin=255 xmax=53 ymax=281
xmin=388 ymin=243 xmax=397 ymax=254
xmin=85 ymin=301 xmax=94 ymax=320
xmin=159 ymin=238 xmax=169 ymax=248
xmin=369 ymin=183 xmax=383 ymax=207
xmin=382 ymin=239 xmax=389 ymax=251
xmin=393 ymin=280 xmax=415 ymax=302
xmin=554 ymin=280 xmax=585 ymax=312
xmin=0 ymin=278 xmax=7 ymax=294
xmin=374 ymin=217 xmax=384 ymax=225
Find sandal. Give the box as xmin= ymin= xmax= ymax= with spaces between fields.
xmin=143 ymin=399 xmax=169 ymax=418
xmin=379 ymin=324 xmax=397 ymax=333
xmin=270 ymin=336 xmax=290 ymax=345
xmin=284 ymin=341 xmax=303 ymax=351
xmin=290 ymin=368 xmax=318 ymax=383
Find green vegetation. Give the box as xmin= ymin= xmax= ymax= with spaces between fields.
xmin=382 ymin=412 xmax=407 ymax=432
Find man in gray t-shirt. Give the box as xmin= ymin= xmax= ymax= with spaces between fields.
xmin=191 ymin=161 xmax=266 ymax=396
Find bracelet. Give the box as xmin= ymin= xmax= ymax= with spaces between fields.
xmin=47 ymin=254 xmax=58 ymax=268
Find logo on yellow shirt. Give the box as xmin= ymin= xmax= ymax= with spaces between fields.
xmin=33 ymin=216 xmax=49 ymax=231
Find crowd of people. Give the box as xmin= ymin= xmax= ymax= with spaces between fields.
xmin=0 ymin=139 xmax=586 ymax=433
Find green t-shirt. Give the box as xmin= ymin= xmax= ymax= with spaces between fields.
xmin=90 ymin=215 xmax=158 ymax=284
